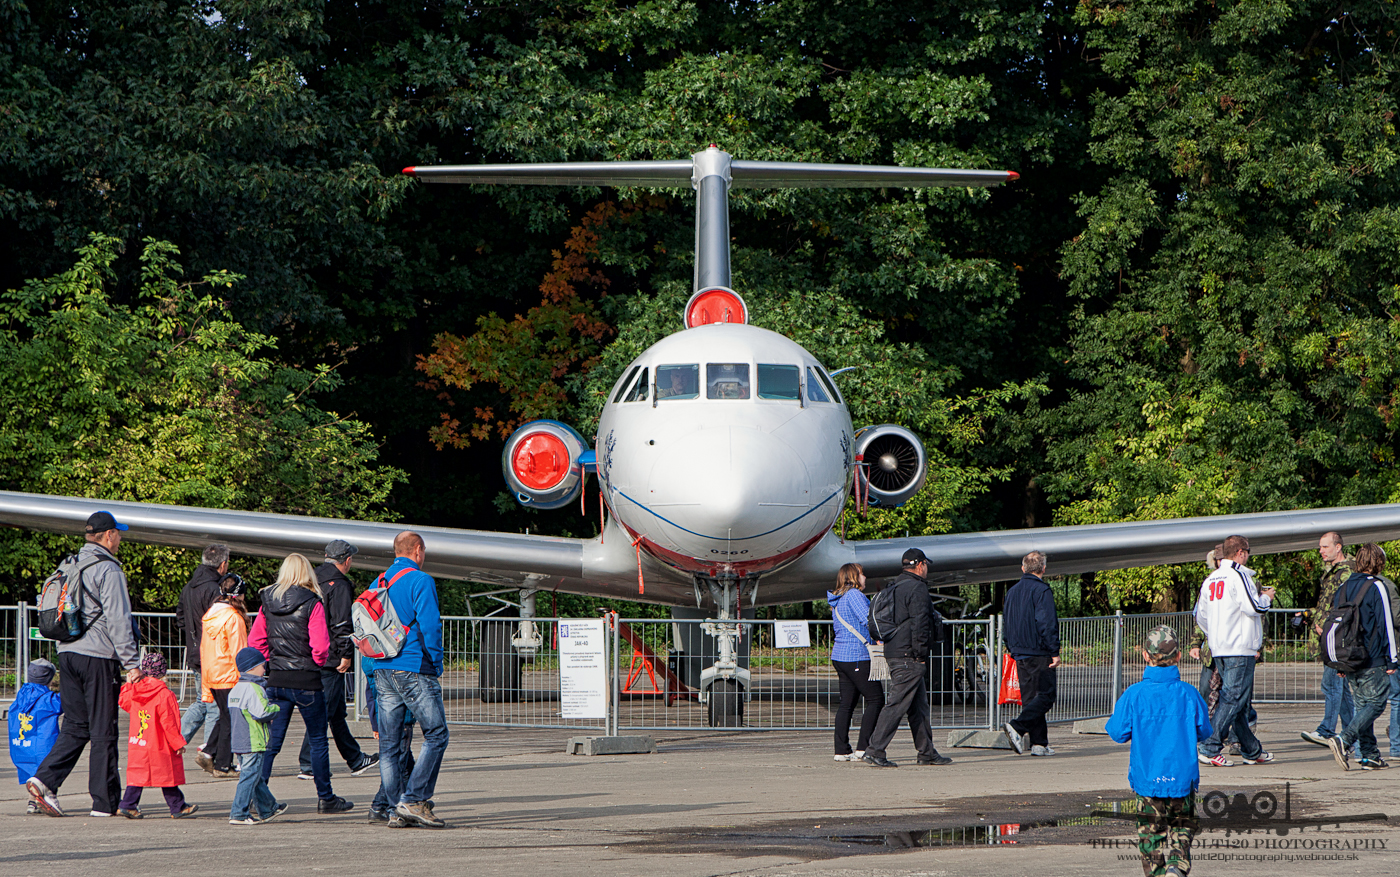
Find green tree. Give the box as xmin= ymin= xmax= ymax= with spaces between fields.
xmin=1044 ymin=0 xmax=1400 ymax=610
xmin=0 ymin=234 xmax=403 ymax=606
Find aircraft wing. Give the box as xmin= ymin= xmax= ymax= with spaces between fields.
xmin=837 ymin=503 xmax=1400 ymax=585
xmin=0 ymin=490 xmax=584 ymax=583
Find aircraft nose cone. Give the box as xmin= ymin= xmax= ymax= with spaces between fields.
xmin=647 ymin=427 xmax=810 ymax=539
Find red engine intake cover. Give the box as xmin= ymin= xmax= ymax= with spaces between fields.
xmin=684 ymin=287 xmax=748 ymax=328
xmin=511 ymin=432 xmax=570 ymax=490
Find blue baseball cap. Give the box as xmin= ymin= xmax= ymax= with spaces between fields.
xmin=84 ymin=510 xmax=128 ymax=534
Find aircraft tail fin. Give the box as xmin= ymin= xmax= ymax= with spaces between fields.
xmin=403 ymin=147 xmax=1018 ymax=294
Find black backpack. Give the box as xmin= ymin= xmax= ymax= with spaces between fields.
xmin=868 ymin=580 xmax=903 ymax=643
xmin=1320 ymin=576 xmax=1374 ymax=673
xmin=36 ymin=555 xmax=104 ymax=643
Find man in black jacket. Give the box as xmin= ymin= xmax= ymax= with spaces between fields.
xmin=175 ymin=544 xmax=229 ymax=748
xmin=298 ymin=539 xmax=379 ymax=779
xmin=1002 ymin=551 xmax=1061 ymax=756
xmin=861 ymin=548 xmax=952 ymax=768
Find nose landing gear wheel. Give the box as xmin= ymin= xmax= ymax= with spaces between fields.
xmin=707 ymin=678 xmax=744 ymax=727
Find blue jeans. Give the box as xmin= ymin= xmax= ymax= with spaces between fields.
xmin=231 ymin=752 xmax=278 ymax=820
xmin=1317 ymin=665 xmax=1355 ymax=739
xmin=375 ymin=670 xmax=448 ymax=807
xmin=1198 ymin=656 xmax=1263 ymax=759
xmin=373 ymin=724 xmax=415 ymax=813
xmin=1340 ymin=666 xmax=1391 ymax=760
xmin=180 ymin=699 xmax=218 ymax=748
xmin=1390 ymin=672 xmax=1400 ymax=755
xmin=261 ymin=687 xmax=334 ymax=801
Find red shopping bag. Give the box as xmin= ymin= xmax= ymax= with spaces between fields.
xmin=997 ymin=653 xmax=1021 ymax=705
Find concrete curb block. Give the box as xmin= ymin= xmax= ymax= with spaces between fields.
xmin=946 ymin=729 xmax=1013 ymax=750
xmin=566 ymin=735 xmax=657 ymax=756
xmin=1073 ymin=717 xmax=1110 ymax=735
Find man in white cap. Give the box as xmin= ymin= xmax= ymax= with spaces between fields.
xmin=27 ymin=511 xmax=141 ymax=817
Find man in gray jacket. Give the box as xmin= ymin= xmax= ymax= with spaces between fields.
xmin=27 ymin=511 xmax=142 ymax=817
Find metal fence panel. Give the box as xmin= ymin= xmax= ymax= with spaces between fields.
xmin=0 ymin=605 xmax=18 ymax=701
xmin=610 ymin=617 xmax=996 ymax=731
xmin=0 ymin=603 xmax=1325 ymax=731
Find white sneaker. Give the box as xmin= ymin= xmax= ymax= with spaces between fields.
xmin=833 ymin=753 xmax=852 ymax=761
xmin=1300 ymin=731 xmax=1330 ymax=747
xmin=89 ymin=810 xmax=113 ymax=817
xmin=296 ymin=771 xmax=315 ymax=780
xmin=25 ymin=779 xmax=63 ymax=817
xmin=229 ymin=817 xmax=259 ymax=825
xmin=1030 ymin=745 xmax=1056 ymax=756
xmin=1002 ymin=722 xmax=1026 ymax=754
xmin=852 ymin=749 xmax=864 ymax=760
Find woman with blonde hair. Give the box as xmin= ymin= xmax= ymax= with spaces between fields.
xmin=827 ymin=563 xmax=884 ymax=762
xmin=248 ymin=553 xmax=352 ymax=813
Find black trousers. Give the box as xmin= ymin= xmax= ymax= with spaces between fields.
xmin=35 ymin=652 xmax=122 ymax=813
xmin=832 ymin=659 xmax=885 ymax=755
xmin=864 ymin=657 xmax=937 ymax=762
xmin=299 ymin=667 xmax=366 ymax=771
xmin=1009 ymin=655 xmax=1058 ymax=747
xmin=210 ymin=687 xmax=234 ymax=771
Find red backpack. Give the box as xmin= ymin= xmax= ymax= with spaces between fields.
xmin=350 ymin=569 xmax=413 ymax=659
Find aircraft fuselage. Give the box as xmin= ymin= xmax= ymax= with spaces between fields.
xmin=596 ymin=323 xmax=854 ymax=580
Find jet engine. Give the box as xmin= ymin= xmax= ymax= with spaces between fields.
xmin=853 ymin=424 xmax=927 ymax=508
xmin=502 ymin=421 xmax=590 ymax=509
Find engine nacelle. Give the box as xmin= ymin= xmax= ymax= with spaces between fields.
xmin=502 ymin=421 xmax=590 ymax=509
xmin=853 ymin=424 xmax=927 ymax=508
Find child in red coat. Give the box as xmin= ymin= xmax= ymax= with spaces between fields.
xmin=117 ymin=653 xmax=198 ymax=818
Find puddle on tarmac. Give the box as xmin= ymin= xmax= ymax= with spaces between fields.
xmin=828 ymin=799 xmax=1142 ymax=848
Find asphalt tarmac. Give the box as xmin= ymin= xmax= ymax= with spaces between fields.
xmin=3 ymin=705 xmax=1398 ymax=877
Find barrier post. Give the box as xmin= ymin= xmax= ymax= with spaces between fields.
xmin=1110 ymin=610 xmax=1124 ymax=705
xmin=991 ymin=614 xmax=1003 ymax=729
xmin=17 ymin=601 xmax=29 ymax=684
xmin=354 ymin=652 xmax=365 ymax=721
xmin=608 ymin=613 xmax=620 ymax=737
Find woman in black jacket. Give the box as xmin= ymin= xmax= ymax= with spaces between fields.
xmin=248 ymin=553 xmax=352 ymax=813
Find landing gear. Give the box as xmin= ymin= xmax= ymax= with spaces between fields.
xmin=707 ymin=678 xmax=744 ymax=727
xmin=692 ymin=573 xmax=756 ymax=728
xmin=479 ymin=620 xmax=522 ymax=703
xmin=477 ymin=587 xmax=542 ymax=704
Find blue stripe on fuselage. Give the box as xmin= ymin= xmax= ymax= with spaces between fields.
xmin=615 ymin=489 xmax=844 ymax=542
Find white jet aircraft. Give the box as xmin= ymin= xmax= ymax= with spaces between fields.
xmin=4 ymin=146 xmax=1400 ymax=725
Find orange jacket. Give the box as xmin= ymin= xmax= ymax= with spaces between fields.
xmin=200 ymin=601 xmax=247 ymax=699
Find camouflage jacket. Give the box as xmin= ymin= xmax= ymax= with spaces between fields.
xmin=1311 ymin=557 xmax=1355 ymax=634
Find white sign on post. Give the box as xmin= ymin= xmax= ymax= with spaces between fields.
xmin=558 ymin=618 xmax=607 ymax=719
xmin=773 ymin=619 xmax=811 ymax=649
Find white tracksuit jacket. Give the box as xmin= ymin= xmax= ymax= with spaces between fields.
xmin=1194 ymin=561 xmax=1272 ymax=657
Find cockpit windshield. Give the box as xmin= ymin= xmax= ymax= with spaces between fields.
xmin=622 ymin=367 xmax=649 ymax=403
xmin=707 ymin=363 xmax=750 ymax=399
xmin=656 ymin=364 xmax=700 ymax=400
xmin=805 ymin=367 xmax=830 ymax=402
xmin=757 ymin=364 xmax=800 ymax=400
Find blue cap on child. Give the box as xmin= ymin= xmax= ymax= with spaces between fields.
xmin=27 ymin=658 xmax=56 ymax=686
xmin=236 ymin=647 xmax=268 ymax=673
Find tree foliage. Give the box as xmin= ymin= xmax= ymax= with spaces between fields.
xmin=0 ymin=234 xmax=403 ymax=606
xmin=8 ymin=1 xmax=1400 ymax=613
xmin=1044 ymin=0 xmax=1400 ymax=609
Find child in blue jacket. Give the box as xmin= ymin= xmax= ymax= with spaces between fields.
xmin=1105 ymin=625 xmax=1213 ymax=877
xmin=9 ymin=659 xmax=62 ymax=815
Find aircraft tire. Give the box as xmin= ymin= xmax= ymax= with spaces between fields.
xmin=479 ymin=621 xmax=522 ymax=704
xmin=707 ymin=678 xmax=744 ymax=727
